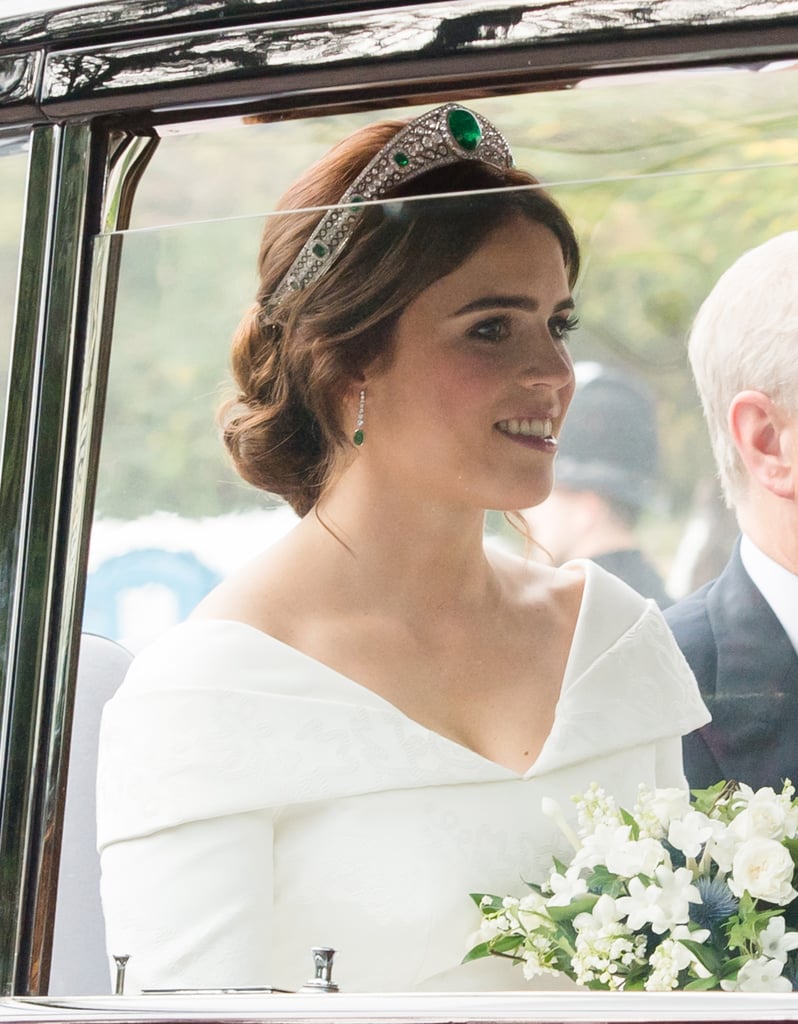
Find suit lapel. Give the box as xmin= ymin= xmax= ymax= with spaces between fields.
xmin=703 ymin=543 xmax=798 ymax=789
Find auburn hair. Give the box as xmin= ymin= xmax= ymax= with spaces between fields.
xmin=220 ymin=117 xmax=580 ymax=516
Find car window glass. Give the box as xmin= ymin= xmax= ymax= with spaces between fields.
xmin=53 ymin=64 xmax=798 ymax=996
xmin=93 ymin=64 xmax=798 ymax=649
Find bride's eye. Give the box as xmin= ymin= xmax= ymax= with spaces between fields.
xmin=468 ymin=316 xmax=511 ymax=344
xmin=549 ymin=313 xmax=580 ymax=342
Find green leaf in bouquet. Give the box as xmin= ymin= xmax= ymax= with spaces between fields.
xmin=678 ymin=938 xmax=724 ymax=976
xmin=490 ymin=933 xmax=525 ymax=954
xmin=622 ymin=962 xmax=651 ymax=990
xmin=726 ymin=893 xmax=782 ymax=953
xmin=783 ymin=836 xmax=798 ymax=870
xmin=583 ymin=979 xmax=608 ymax=991
xmin=470 ymin=893 xmax=504 ymax=912
xmin=684 ymin=974 xmax=720 ymax=991
xmin=718 ymin=955 xmax=751 ymax=981
xmin=586 ymin=864 xmax=627 ymax=898
xmin=620 ymin=807 xmax=640 ymax=840
xmin=550 ymin=945 xmax=577 ymax=973
xmin=462 ymin=941 xmax=492 ymax=963
xmin=551 ymin=856 xmax=568 ymax=875
xmin=690 ymin=780 xmax=736 ymax=817
xmin=547 ymin=893 xmax=599 ymax=922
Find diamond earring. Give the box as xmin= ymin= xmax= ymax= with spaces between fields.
xmin=353 ymin=388 xmax=366 ymax=447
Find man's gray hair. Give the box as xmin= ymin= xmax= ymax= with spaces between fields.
xmin=688 ymin=231 xmax=798 ymax=507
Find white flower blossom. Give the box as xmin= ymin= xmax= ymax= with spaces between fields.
xmin=573 ymin=893 xmax=624 ymax=930
xmin=729 ymin=837 xmax=798 ymax=906
xmin=606 ymin=836 xmax=667 ymax=878
xmin=572 ymin=822 xmax=632 ymax=871
xmin=704 ymin=818 xmax=738 ymax=873
xmin=759 ymin=916 xmax=798 ymax=963
xmin=547 ymin=865 xmax=588 ymax=906
xmin=645 ymin=936 xmax=691 ymax=991
xmin=541 ymin=796 xmax=581 ymax=850
xmin=644 ymin=926 xmax=712 ymax=991
xmin=517 ymin=891 xmax=553 ymax=930
xmin=470 ymin=780 xmax=798 ymax=993
xmin=476 ymin=912 xmax=515 ymax=940
xmin=668 ymin=810 xmax=716 ymax=859
xmin=572 ymin=783 xmax=622 ymax=835
xmin=616 ymin=866 xmax=701 ymax=934
xmin=720 ymin=956 xmax=793 ymax=992
xmin=521 ymin=947 xmax=559 ymax=980
xmin=637 ymin=786 xmax=691 ymax=837
xmin=730 ymin=786 xmax=798 ymax=843
xmin=570 ymin=897 xmax=647 ymax=989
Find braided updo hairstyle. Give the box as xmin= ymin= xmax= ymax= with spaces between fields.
xmin=220 ymin=114 xmax=580 ymax=517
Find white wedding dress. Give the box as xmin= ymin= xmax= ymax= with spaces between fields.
xmin=97 ymin=560 xmax=709 ymax=994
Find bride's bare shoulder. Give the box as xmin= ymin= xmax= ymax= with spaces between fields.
xmin=190 ymin=529 xmax=306 ymax=631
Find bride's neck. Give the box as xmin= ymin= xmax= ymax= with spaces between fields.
xmin=300 ymin=481 xmax=501 ymax=614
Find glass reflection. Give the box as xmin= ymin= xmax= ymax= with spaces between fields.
xmin=53 ymin=68 xmax=798 ymax=996
xmin=0 ymin=128 xmax=30 ymax=470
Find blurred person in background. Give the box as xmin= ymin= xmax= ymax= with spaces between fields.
xmin=665 ymin=232 xmax=798 ymax=792
xmin=523 ymin=361 xmax=672 ymax=608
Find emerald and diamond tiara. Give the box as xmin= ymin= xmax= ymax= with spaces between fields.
xmin=269 ymin=103 xmax=514 ymax=308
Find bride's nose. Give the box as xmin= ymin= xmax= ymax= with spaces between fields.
xmin=517 ymin=333 xmax=574 ymax=391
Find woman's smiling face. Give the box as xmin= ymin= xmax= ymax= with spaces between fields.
xmin=363 ymin=214 xmax=577 ymax=513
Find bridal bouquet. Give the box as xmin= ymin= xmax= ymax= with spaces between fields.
xmin=466 ymin=780 xmax=798 ymax=991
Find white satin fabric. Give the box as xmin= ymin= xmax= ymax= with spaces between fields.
xmin=97 ymin=559 xmax=710 ymax=994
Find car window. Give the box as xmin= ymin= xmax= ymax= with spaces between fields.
xmin=0 ymin=128 xmax=30 ymax=467
xmin=53 ymin=63 xmax=798 ymax=996
xmin=90 ymin=66 xmax=798 ymax=647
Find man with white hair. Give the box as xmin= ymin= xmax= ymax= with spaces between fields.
xmin=665 ymin=232 xmax=798 ymax=792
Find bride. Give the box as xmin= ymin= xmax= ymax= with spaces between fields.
xmin=97 ymin=104 xmax=709 ymax=994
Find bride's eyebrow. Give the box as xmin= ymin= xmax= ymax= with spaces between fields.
xmin=451 ymin=294 xmax=574 ymax=316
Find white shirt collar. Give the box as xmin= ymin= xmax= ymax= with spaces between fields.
xmin=739 ymin=533 xmax=798 ymax=655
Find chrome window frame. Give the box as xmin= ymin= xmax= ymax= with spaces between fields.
xmin=2 ymin=0 xmax=798 ymax=1003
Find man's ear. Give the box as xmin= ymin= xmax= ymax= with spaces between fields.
xmin=729 ymin=390 xmax=796 ymax=500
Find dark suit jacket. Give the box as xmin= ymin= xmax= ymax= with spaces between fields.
xmin=665 ymin=539 xmax=798 ymax=792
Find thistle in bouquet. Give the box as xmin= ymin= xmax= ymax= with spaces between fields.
xmin=466 ymin=779 xmax=798 ymax=991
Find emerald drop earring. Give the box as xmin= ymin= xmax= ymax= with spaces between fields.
xmin=353 ymin=388 xmax=365 ymax=447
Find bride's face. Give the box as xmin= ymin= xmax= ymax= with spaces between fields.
xmin=363 ymin=215 xmax=577 ymax=513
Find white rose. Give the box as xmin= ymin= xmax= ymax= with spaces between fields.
xmin=731 ymin=788 xmax=798 ymax=842
xmin=729 ymin=837 xmax=798 ymax=906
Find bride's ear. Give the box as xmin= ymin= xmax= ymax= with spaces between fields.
xmin=729 ymin=390 xmax=796 ymax=500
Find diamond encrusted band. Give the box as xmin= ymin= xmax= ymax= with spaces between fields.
xmin=268 ymin=104 xmax=514 ymax=309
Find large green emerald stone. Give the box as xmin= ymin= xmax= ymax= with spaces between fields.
xmin=448 ymin=108 xmax=481 ymax=151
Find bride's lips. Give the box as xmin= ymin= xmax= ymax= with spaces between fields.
xmin=495 ymin=417 xmax=558 ymax=451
